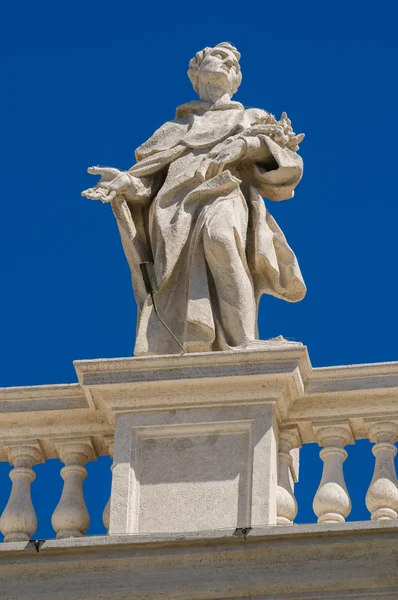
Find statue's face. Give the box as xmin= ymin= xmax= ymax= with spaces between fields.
xmin=198 ymin=48 xmax=240 ymax=95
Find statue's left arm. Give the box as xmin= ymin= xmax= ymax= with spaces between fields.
xmin=196 ymin=132 xmax=303 ymax=201
xmin=196 ymin=111 xmax=304 ymax=202
xmin=240 ymin=134 xmax=304 ymax=201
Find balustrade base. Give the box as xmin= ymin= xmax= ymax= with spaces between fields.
xmin=4 ymin=532 xmax=30 ymax=542
xmin=371 ymin=508 xmax=397 ymax=520
xmin=56 ymin=529 xmax=84 ymax=539
xmin=317 ymin=512 xmax=346 ymax=524
xmin=276 ymin=516 xmax=293 ymax=526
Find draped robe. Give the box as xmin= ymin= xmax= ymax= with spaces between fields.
xmin=111 ymin=100 xmax=306 ymax=355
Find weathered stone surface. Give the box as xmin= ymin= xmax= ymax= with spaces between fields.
xmin=1 ymin=522 xmax=398 ymax=599
xmin=82 ymin=43 xmax=306 ymax=355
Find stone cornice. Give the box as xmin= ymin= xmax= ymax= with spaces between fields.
xmin=74 ymin=343 xmax=309 ymax=419
xmin=308 ymin=360 xmax=398 ymax=395
xmin=73 ymin=342 xmax=308 ymax=387
xmin=1 ymin=346 xmax=398 ymax=454
xmin=0 ymin=383 xmax=88 ymax=412
xmin=0 ymin=384 xmax=112 ymax=461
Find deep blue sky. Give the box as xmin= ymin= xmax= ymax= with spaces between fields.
xmin=1 ymin=0 xmax=397 ymax=538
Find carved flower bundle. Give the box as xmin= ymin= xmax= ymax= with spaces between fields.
xmin=246 ymin=112 xmax=305 ymax=153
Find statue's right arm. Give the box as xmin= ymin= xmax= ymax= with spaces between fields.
xmin=124 ymin=173 xmax=157 ymax=204
xmin=125 ymin=170 xmax=165 ymax=205
xmin=82 ymin=167 xmax=163 ymax=205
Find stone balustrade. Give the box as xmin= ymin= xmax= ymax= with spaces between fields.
xmin=0 ymin=343 xmax=398 ymax=542
xmin=0 ymin=383 xmax=113 ymax=542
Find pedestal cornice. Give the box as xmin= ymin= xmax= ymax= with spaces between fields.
xmin=74 ymin=342 xmax=310 ymax=420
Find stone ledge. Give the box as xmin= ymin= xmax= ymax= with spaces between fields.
xmin=1 ymin=521 xmax=397 ymax=600
xmin=1 ymin=519 xmax=397 ymax=555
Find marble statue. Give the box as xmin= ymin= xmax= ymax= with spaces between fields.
xmin=82 ymin=42 xmax=306 ymax=355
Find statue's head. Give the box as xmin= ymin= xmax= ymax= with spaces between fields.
xmin=188 ymin=42 xmax=242 ymax=100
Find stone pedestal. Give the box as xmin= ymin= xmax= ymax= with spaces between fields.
xmin=74 ymin=341 xmax=307 ymax=534
xmin=111 ymin=404 xmax=278 ymax=534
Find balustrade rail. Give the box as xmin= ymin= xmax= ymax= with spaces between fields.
xmin=0 ymin=348 xmax=397 ymax=542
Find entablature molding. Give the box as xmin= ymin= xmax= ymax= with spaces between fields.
xmin=1 ymin=345 xmax=398 ymax=456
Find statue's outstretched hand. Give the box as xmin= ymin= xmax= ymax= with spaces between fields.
xmin=82 ymin=167 xmax=138 ymax=203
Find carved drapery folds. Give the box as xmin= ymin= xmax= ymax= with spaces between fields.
xmin=313 ymin=425 xmax=353 ymax=524
xmin=365 ymin=422 xmax=398 ymax=520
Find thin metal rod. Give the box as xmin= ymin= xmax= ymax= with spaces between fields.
xmin=150 ymin=293 xmax=186 ymax=354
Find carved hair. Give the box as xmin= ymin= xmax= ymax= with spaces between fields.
xmin=188 ymin=42 xmax=242 ymax=95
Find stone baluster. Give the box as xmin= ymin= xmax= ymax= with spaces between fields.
xmin=365 ymin=422 xmax=398 ymax=520
xmin=0 ymin=441 xmax=44 ymax=542
xmin=313 ymin=425 xmax=352 ymax=524
xmin=276 ymin=427 xmax=301 ymax=525
xmin=102 ymin=438 xmax=115 ymax=532
xmin=51 ymin=439 xmax=95 ymax=539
